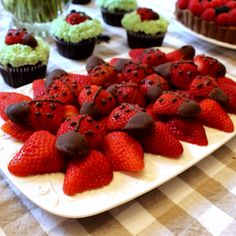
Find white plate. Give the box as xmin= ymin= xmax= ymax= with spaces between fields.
xmin=173 ymin=18 xmax=236 ymax=50
xmin=0 ymin=48 xmax=236 ymax=218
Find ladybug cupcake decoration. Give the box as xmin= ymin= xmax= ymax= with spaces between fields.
xmin=51 ymin=10 xmax=103 ymax=59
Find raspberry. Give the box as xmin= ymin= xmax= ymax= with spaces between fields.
xmin=176 ymin=0 xmax=189 ymax=9
xmin=228 ymin=9 xmax=236 ymax=26
xmin=201 ymin=8 xmax=216 ymax=21
xmin=188 ymin=1 xmax=204 ymax=16
xmin=216 ymin=13 xmax=229 ymax=26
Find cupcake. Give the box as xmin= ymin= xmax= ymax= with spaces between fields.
xmin=96 ymin=0 xmax=137 ymax=27
xmin=51 ymin=10 xmax=103 ymax=60
xmin=121 ymin=7 xmax=169 ymax=48
xmin=72 ymin=0 xmax=91 ymax=4
xmin=0 ymin=28 xmax=49 ymax=88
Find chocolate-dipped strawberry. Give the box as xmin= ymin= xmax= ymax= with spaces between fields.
xmin=153 ymin=92 xmax=201 ymax=118
xmin=86 ymin=56 xmax=106 ymax=73
xmin=166 ymin=45 xmax=196 ymax=62
xmin=56 ymin=114 xmax=102 ymax=157
xmin=140 ymin=73 xmax=170 ymax=101
xmin=78 ymin=85 xmax=115 ymax=119
xmin=107 ymin=82 xmax=146 ymax=107
xmin=106 ymin=103 xmax=155 ymax=132
xmin=6 ymin=95 xmax=65 ymax=134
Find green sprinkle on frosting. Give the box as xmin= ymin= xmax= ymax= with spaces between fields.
xmin=51 ymin=17 xmax=103 ymax=43
xmin=0 ymin=37 xmax=49 ymax=68
xmin=121 ymin=11 xmax=169 ymax=35
xmin=96 ymin=0 xmax=137 ymax=11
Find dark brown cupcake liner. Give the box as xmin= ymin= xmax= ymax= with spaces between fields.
xmin=0 ymin=63 xmax=47 ymax=88
xmin=72 ymin=0 xmax=91 ymax=4
xmin=54 ymin=37 xmax=96 ymax=60
xmin=101 ymin=7 xmax=129 ymax=27
xmin=126 ymin=31 xmax=166 ymax=48
xmin=175 ymin=9 xmax=236 ymax=45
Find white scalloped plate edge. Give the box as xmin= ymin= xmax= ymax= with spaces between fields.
xmin=0 ymin=47 xmax=236 ymax=218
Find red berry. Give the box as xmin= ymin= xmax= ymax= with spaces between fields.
xmin=66 ymin=11 xmax=90 ymax=25
xmin=201 ymin=8 xmax=216 ymax=21
xmin=216 ymin=13 xmax=229 ymax=26
xmin=188 ymin=1 xmax=204 ymax=16
xmin=176 ymin=0 xmax=189 ymax=9
xmin=228 ymin=9 xmax=236 ymax=26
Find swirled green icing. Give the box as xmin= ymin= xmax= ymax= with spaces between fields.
xmin=121 ymin=11 xmax=169 ymax=35
xmin=51 ymin=16 xmax=103 ymax=43
xmin=96 ymin=0 xmax=137 ymax=11
xmin=0 ymin=37 xmax=49 ymax=68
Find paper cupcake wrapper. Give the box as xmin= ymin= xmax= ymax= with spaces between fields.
xmin=72 ymin=0 xmax=91 ymax=4
xmin=126 ymin=31 xmax=166 ymax=49
xmin=54 ymin=37 xmax=96 ymax=60
xmin=101 ymin=7 xmax=129 ymax=27
xmin=0 ymin=63 xmax=47 ymax=88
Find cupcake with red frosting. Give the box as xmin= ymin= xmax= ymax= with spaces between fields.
xmin=51 ymin=10 xmax=103 ymax=59
xmin=121 ymin=7 xmax=169 ymax=48
xmin=0 ymin=28 xmax=49 ymax=88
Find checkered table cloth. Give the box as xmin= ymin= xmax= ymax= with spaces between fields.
xmin=0 ymin=1 xmax=236 ymax=235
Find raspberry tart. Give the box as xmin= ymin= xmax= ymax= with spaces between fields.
xmin=0 ymin=28 xmax=49 ymax=88
xmin=175 ymin=0 xmax=236 ymax=45
xmin=50 ymin=10 xmax=103 ymax=59
xmin=121 ymin=7 xmax=169 ymax=48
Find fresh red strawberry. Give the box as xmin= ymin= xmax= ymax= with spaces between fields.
xmin=66 ymin=73 xmax=92 ymax=91
xmin=5 ymin=28 xmax=27 ymax=45
xmin=165 ymin=117 xmax=208 ymax=146
xmin=106 ymin=103 xmax=154 ymax=132
xmin=107 ymin=82 xmax=146 ymax=107
xmin=140 ymin=73 xmax=169 ymax=101
xmin=216 ymin=77 xmax=236 ymax=114
xmin=6 ymin=95 xmax=65 ymax=134
xmin=194 ymin=54 xmax=226 ymax=77
xmin=137 ymin=8 xmax=159 ymax=21
xmin=170 ymin=60 xmax=199 ymax=90
xmin=63 ymin=105 xmax=79 ymax=119
xmin=153 ymin=92 xmax=201 ymax=117
xmin=176 ymin=0 xmax=189 ymax=9
xmin=201 ymin=8 xmax=216 ymax=21
xmin=188 ymin=0 xmax=204 ymax=16
xmin=198 ymin=98 xmax=234 ymax=132
xmin=226 ymin=1 xmax=236 ymax=9
xmin=118 ymin=61 xmax=148 ymax=84
xmin=78 ymin=85 xmax=115 ymax=119
xmin=140 ymin=121 xmax=183 ymax=158
xmin=32 ymin=79 xmax=47 ymax=98
xmin=63 ymin=150 xmax=113 ymax=195
xmin=128 ymin=48 xmax=145 ymax=63
xmin=95 ymin=116 xmax=108 ymax=137
xmin=166 ymin=45 xmax=195 ymax=62
xmin=0 ymin=92 xmax=32 ymax=121
xmin=103 ymin=131 xmax=144 ymax=171
xmin=56 ymin=114 xmax=103 ymax=154
xmin=1 ymin=120 xmax=34 ymax=142
xmin=189 ymin=75 xmax=228 ymax=104
xmin=66 ymin=11 xmax=90 ymax=25
xmin=89 ymin=63 xmax=118 ymax=88
xmin=145 ymin=103 xmax=158 ymax=120
xmin=8 ymin=131 xmax=65 ymax=177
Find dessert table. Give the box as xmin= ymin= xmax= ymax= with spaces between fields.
xmin=0 ymin=0 xmax=236 ymax=235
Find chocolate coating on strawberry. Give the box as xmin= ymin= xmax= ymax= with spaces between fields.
xmin=208 ymin=87 xmax=229 ymax=104
xmin=45 ymin=69 xmax=68 ymax=88
xmin=86 ymin=56 xmax=106 ymax=72
xmin=153 ymin=62 xmax=172 ymax=80
xmin=124 ymin=111 xmax=154 ymax=130
xmin=22 ymin=34 xmax=38 ymax=48
xmin=178 ymin=100 xmax=201 ymax=117
xmin=80 ymin=102 xmax=101 ymax=119
xmin=56 ymin=131 xmax=89 ymax=158
xmin=146 ymin=85 xmax=163 ymax=101
xmin=112 ymin=58 xmax=131 ymax=72
xmin=6 ymin=102 xmax=30 ymax=126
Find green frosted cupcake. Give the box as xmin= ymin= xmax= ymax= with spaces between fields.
xmin=121 ymin=8 xmax=169 ymax=48
xmin=0 ymin=28 xmax=49 ymax=88
xmin=96 ymin=0 xmax=137 ymax=27
xmin=51 ymin=10 xmax=103 ymax=59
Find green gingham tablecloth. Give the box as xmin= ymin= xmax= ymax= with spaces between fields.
xmin=0 ymin=1 xmax=236 ymax=235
